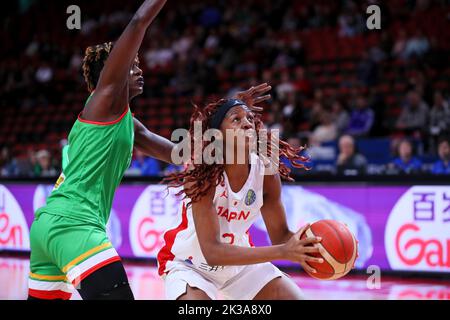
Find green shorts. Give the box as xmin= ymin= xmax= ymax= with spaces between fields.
xmin=28 ymin=212 xmax=121 ymax=300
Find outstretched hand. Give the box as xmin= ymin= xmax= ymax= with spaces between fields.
xmin=234 ymin=83 xmax=272 ymax=112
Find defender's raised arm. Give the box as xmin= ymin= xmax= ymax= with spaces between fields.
xmin=83 ymin=0 xmax=167 ymax=122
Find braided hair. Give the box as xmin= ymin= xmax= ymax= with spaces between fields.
xmin=163 ymin=99 xmax=309 ymax=206
xmin=82 ymin=42 xmax=114 ymax=93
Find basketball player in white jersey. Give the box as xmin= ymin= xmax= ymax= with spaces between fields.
xmin=158 ymin=97 xmax=324 ymax=300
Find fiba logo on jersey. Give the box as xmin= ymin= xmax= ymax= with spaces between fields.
xmin=0 ymin=185 xmax=30 ymax=251
xmin=385 ymin=186 xmax=450 ymax=272
xmin=245 ymin=189 xmax=256 ymax=206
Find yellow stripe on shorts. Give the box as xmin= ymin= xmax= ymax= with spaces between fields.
xmin=29 ymin=273 xmax=67 ymax=281
xmin=62 ymin=242 xmax=112 ymax=273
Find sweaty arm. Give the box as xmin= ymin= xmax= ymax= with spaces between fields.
xmin=191 ymin=176 xmax=323 ymax=272
xmin=133 ymin=117 xmax=175 ymax=164
xmin=191 ymin=187 xmax=286 ymax=266
xmin=82 ymin=0 xmax=167 ymax=122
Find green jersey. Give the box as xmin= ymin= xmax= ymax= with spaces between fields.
xmin=36 ymin=107 xmax=134 ymax=228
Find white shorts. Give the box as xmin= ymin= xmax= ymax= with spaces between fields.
xmin=163 ymin=261 xmax=285 ymax=300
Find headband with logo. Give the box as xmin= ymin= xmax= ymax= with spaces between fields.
xmin=209 ymin=99 xmax=247 ymax=129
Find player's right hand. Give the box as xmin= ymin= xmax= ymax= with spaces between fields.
xmin=234 ymin=83 xmax=272 ymax=112
xmin=281 ymin=223 xmax=324 ymax=274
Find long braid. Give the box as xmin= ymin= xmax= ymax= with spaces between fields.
xmin=254 ymin=117 xmax=310 ymax=182
xmin=163 ymin=99 xmax=310 ymax=206
xmin=82 ymin=42 xmax=114 ymax=92
xmin=163 ymin=100 xmax=226 ymax=205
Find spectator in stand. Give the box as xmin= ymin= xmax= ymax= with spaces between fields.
xmin=336 ymin=135 xmax=368 ymax=175
xmin=144 ymin=39 xmax=175 ymax=69
xmin=368 ymin=44 xmax=387 ymax=64
xmin=310 ymin=112 xmax=338 ymax=145
xmin=292 ymin=66 xmax=312 ymax=96
xmin=14 ymin=149 xmax=36 ymax=177
xmin=429 ymin=91 xmax=450 ymax=151
xmin=346 ymin=94 xmax=374 ymax=137
xmin=35 ymin=62 xmax=53 ymax=84
xmin=128 ymin=149 xmax=161 ymax=177
xmin=281 ymin=92 xmax=305 ymax=136
xmin=200 ymin=5 xmax=222 ymax=28
xmin=265 ymin=109 xmax=284 ymax=136
xmin=407 ymin=70 xmax=433 ymax=106
xmin=392 ymin=29 xmax=408 ymax=60
xmin=431 ymin=136 xmax=450 ymax=175
xmin=331 ymin=99 xmax=350 ymax=136
xmin=276 ymin=71 xmax=295 ymax=101
xmin=69 ymin=52 xmax=83 ymax=71
xmin=378 ymin=29 xmax=393 ymax=54
xmin=310 ymin=88 xmax=325 ymax=117
xmin=337 ymin=2 xmax=365 ymax=37
xmin=404 ymin=29 xmax=430 ymax=59
xmin=0 ymin=147 xmax=17 ymax=177
xmin=357 ymin=50 xmax=379 ymax=87
xmin=34 ymin=149 xmax=58 ymax=177
xmin=162 ymin=163 xmax=184 ymax=175
xmin=281 ymin=92 xmax=297 ymax=119
xmin=312 ymin=87 xmax=324 ymax=104
xmin=396 ymin=90 xmax=429 ymax=134
xmin=172 ymin=30 xmax=193 ymax=61
xmin=389 ymin=139 xmax=423 ymax=174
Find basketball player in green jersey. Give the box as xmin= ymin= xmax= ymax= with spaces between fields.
xmin=27 ymin=0 xmax=170 ymax=300
xmin=28 ymin=0 xmax=271 ymax=300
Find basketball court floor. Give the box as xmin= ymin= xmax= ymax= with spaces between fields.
xmin=1 ymin=256 xmax=449 ymax=300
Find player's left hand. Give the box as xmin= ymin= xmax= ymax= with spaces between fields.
xmin=234 ymin=83 xmax=272 ymax=112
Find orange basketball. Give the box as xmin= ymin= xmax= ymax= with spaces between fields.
xmin=300 ymin=220 xmax=358 ymax=280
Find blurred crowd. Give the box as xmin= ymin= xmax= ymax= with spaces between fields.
xmin=1 ymin=147 xmax=58 ymax=178
xmin=0 ymin=0 xmax=449 ymax=178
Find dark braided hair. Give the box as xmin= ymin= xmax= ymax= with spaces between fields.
xmin=163 ymin=99 xmax=310 ymax=206
xmin=82 ymin=42 xmax=114 ymax=93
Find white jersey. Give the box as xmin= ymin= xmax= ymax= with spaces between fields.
xmin=157 ymin=153 xmax=266 ymax=280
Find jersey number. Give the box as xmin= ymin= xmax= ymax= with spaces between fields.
xmin=222 ymin=233 xmax=235 ymax=245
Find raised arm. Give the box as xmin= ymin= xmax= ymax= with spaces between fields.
xmin=133 ymin=117 xmax=175 ymax=163
xmin=191 ymin=183 xmax=322 ymax=270
xmin=82 ymin=0 xmax=167 ymax=122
